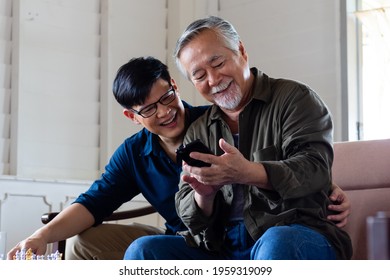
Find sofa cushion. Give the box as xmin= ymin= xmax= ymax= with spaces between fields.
xmin=332 ymin=139 xmax=390 ymax=259
xmin=333 ymin=139 xmax=390 ymax=190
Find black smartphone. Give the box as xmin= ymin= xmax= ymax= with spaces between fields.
xmin=176 ymin=139 xmax=213 ymax=167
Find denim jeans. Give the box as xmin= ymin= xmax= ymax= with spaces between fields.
xmin=123 ymin=222 xmax=336 ymax=260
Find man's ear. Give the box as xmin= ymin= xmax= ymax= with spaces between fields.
xmin=123 ymin=109 xmax=141 ymax=124
xmin=171 ymin=78 xmax=180 ymax=96
xmin=238 ymin=40 xmax=248 ymax=61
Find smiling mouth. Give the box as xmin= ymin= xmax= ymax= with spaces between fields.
xmin=211 ymin=80 xmax=232 ymax=95
xmin=161 ymin=112 xmax=177 ymax=126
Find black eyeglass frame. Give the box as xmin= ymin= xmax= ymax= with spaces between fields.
xmin=130 ymin=86 xmax=176 ymax=118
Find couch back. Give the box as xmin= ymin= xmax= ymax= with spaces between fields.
xmin=332 ymin=138 xmax=390 ymax=259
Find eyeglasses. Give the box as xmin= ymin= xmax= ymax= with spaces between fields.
xmin=131 ymin=86 xmax=176 ymax=118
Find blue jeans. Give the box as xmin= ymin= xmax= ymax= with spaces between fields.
xmin=123 ymin=223 xmax=336 ymax=260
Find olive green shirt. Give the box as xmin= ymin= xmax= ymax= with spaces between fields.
xmin=175 ymin=68 xmax=353 ymax=259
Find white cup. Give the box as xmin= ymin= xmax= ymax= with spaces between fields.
xmin=0 ymin=231 xmax=7 ymax=260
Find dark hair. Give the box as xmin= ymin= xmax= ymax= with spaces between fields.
xmin=112 ymin=56 xmax=171 ymax=109
xmin=173 ymin=16 xmax=240 ymax=78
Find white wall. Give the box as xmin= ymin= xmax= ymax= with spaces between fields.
xmin=217 ymin=0 xmax=343 ymax=141
xmin=168 ymin=0 xmax=344 ymax=140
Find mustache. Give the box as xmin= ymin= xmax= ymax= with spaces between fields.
xmin=210 ymin=80 xmax=232 ymax=94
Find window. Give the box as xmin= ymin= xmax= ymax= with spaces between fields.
xmin=354 ymin=0 xmax=390 ymax=140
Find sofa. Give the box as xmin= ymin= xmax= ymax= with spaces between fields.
xmin=332 ymin=138 xmax=390 ymax=259
xmin=42 ymin=139 xmax=389 ymax=260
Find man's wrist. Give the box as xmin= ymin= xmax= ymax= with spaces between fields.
xmin=194 ymin=192 xmax=216 ymax=217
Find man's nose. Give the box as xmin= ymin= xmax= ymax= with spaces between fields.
xmin=155 ymin=103 xmax=171 ymax=118
xmin=208 ymin=69 xmax=221 ymax=87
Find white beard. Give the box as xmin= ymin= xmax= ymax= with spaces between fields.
xmin=214 ymin=92 xmax=242 ymax=110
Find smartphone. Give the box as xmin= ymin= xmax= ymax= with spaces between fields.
xmin=176 ymin=139 xmax=213 ymax=167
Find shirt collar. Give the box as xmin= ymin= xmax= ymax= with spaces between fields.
xmin=250 ymin=67 xmax=272 ymax=103
xmin=139 ymin=129 xmax=156 ymax=157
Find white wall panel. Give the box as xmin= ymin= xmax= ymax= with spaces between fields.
xmin=20 ymin=144 xmax=100 ymax=179
xmin=21 ymin=44 xmax=100 ymax=79
xmin=20 ymin=0 xmax=100 ymax=34
xmin=22 ymin=22 xmax=100 ymax=58
xmin=0 ymin=113 xmax=10 ymax=138
xmin=0 ymin=0 xmax=11 ymax=175
xmin=0 ymin=177 xmax=161 ymax=256
xmin=22 ymin=120 xmax=100 ymax=149
xmin=0 ymin=0 xmax=11 ymax=14
xmin=21 ymin=69 xmax=100 ymax=103
xmin=12 ymin=0 xmax=101 ymax=180
xmin=0 ymin=63 xmax=10 ymax=89
xmin=0 ymin=16 xmax=12 ymax=41
xmin=0 ymin=41 xmax=11 ymax=67
xmin=0 ymin=178 xmax=91 ymax=256
xmin=0 ymin=89 xmax=10 ymax=174
xmin=0 ymin=88 xmax=10 ymax=113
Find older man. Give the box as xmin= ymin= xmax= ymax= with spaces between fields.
xmin=124 ymin=16 xmax=352 ymax=260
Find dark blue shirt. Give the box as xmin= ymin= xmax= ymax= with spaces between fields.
xmin=73 ymin=101 xmax=209 ymax=234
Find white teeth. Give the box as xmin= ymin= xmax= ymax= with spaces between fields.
xmin=211 ymin=81 xmax=231 ymax=94
xmin=162 ymin=114 xmax=175 ymax=126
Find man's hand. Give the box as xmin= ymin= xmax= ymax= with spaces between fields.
xmin=7 ymin=234 xmax=47 ymax=260
xmin=181 ymin=169 xmax=222 ymax=217
xmin=327 ymin=183 xmax=351 ymax=228
xmin=182 ymin=138 xmax=267 ymax=187
xmin=181 ymin=138 xmax=248 ymax=216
